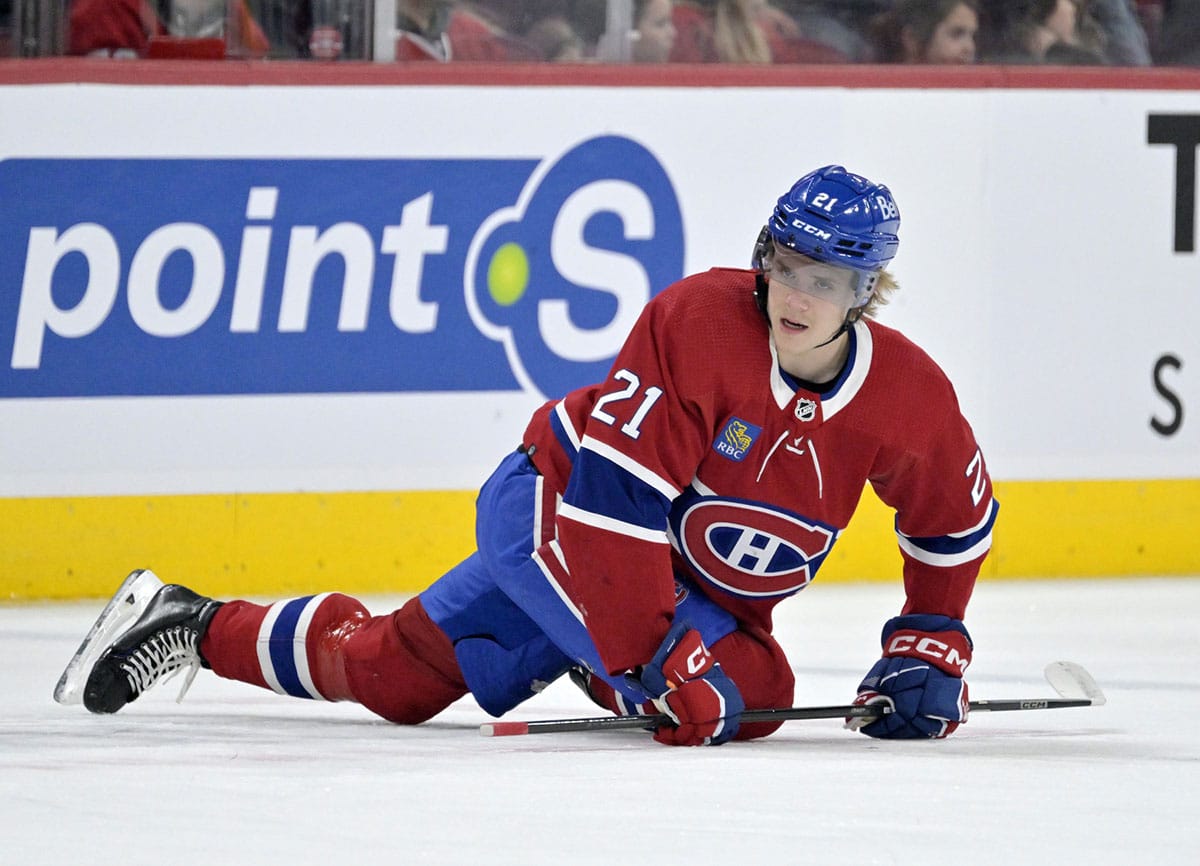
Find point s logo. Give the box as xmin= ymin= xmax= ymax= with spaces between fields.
xmin=467 ymin=136 xmax=683 ymax=398
xmin=0 ymin=136 xmax=684 ymax=399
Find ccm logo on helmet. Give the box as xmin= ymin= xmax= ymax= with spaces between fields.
xmin=788 ymin=217 xmax=834 ymax=241
xmin=886 ymin=632 xmax=971 ymax=674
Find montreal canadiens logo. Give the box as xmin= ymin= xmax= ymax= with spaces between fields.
xmin=678 ymin=499 xmax=836 ymax=598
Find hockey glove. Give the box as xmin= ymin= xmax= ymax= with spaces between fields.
xmin=847 ymin=614 xmax=972 ymax=740
xmin=632 ymin=620 xmax=744 ymax=746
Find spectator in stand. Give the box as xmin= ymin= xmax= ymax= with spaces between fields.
xmin=670 ymin=0 xmax=771 ymax=62
xmin=1154 ymin=0 xmax=1200 ymax=64
xmin=988 ymin=0 xmax=1111 ymax=63
xmin=980 ymin=0 xmax=1148 ymax=64
xmin=1081 ymin=0 xmax=1150 ymax=63
xmin=669 ymin=0 xmax=847 ymax=64
xmin=1034 ymin=0 xmax=1105 ymax=60
xmin=395 ymin=0 xmax=524 ymax=61
xmin=68 ymin=0 xmax=269 ymax=58
xmin=524 ymin=13 xmax=587 ymax=60
xmin=759 ymin=2 xmax=851 ymax=62
xmin=69 ymin=0 xmax=164 ymax=56
xmin=869 ymin=0 xmax=980 ymax=64
xmin=632 ymin=0 xmax=677 ymax=62
xmin=774 ymin=0 xmax=873 ymax=62
xmin=1134 ymin=0 xmax=1162 ymax=57
xmin=565 ymin=0 xmax=610 ymax=51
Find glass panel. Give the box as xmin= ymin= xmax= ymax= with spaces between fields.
xmin=5 ymin=0 xmax=1190 ymax=65
xmin=11 ymin=0 xmax=66 ymax=56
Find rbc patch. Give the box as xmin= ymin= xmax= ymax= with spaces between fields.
xmin=713 ymin=417 xmax=762 ymax=462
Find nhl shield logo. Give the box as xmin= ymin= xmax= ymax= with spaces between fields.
xmin=795 ymin=397 xmax=818 ymax=423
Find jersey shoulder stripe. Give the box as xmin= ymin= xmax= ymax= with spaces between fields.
xmin=896 ymin=498 xmax=1000 ymax=567
xmin=581 ymin=434 xmax=681 ymax=500
xmin=558 ymin=501 xmax=670 ymax=544
xmin=566 ymin=448 xmax=673 ymax=532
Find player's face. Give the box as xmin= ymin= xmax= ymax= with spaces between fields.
xmin=765 ymin=249 xmax=857 ymax=376
xmin=764 ymin=247 xmax=860 ymax=309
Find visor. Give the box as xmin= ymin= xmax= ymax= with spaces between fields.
xmin=764 ymin=246 xmax=877 ymax=309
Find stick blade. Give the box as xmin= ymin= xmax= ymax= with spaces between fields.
xmin=1043 ymin=661 xmax=1107 ymax=706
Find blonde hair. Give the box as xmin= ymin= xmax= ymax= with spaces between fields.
xmin=713 ymin=0 xmax=771 ymax=63
xmin=859 ymin=270 xmax=899 ymax=320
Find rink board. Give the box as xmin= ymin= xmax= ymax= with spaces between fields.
xmin=1 ymin=64 xmax=1198 ymax=598
xmin=3 ymin=478 xmax=1197 ymax=600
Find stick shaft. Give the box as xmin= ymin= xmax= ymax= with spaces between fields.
xmin=483 ymin=704 xmax=878 ymax=737
xmin=480 ymin=697 xmax=1096 ymax=737
xmin=968 ymin=698 xmax=1094 ymax=712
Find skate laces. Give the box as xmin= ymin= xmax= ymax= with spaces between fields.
xmin=118 ymin=625 xmax=202 ymax=704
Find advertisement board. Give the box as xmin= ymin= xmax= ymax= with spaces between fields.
xmin=1 ymin=67 xmax=1196 ymax=597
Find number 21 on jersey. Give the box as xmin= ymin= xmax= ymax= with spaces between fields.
xmin=590 ymin=369 xmax=664 ymax=440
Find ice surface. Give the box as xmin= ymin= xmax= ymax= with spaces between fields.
xmin=3 ymin=578 xmax=1198 ymax=865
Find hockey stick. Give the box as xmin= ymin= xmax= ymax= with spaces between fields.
xmin=479 ymin=661 xmax=1105 ymax=737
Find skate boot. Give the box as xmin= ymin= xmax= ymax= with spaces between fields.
xmin=54 ymin=569 xmax=222 ymax=714
xmin=568 ymin=666 xmax=608 ymax=710
xmin=568 ymin=666 xmax=655 ymax=718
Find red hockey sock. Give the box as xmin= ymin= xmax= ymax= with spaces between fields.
xmin=201 ymin=593 xmax=467 ymax=724
xmin=342 ymin=597 xmax=469 ymax=724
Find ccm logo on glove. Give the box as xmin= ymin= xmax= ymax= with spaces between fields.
xmin=884 ymin=629 xmax=971 ymax=675
xmin=675 ymin=645 xmax=711 ymax=682
xmin=635 ymin=620 xmax=744 ymax=746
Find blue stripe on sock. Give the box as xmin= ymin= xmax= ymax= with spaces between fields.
xmin=269 ymin=596 xmax=314 ymax=699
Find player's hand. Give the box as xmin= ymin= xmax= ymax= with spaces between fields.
xmin=633 ymin=620 xmax=744 ymax=746
xmin=846 ymin=614 xmax=972 ymax=739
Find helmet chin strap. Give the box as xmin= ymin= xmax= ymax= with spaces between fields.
xmin=812 ymin=306 xmax=863 ymax=349
xmin=812 ymin=323 xmax=848 ymax=350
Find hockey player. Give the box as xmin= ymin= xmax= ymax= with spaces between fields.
xmin=56 ymin=165 xmax=997 ymax=746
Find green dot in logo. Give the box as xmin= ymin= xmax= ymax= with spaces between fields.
xmin=487 ymin=242 xmax=530 ymax=307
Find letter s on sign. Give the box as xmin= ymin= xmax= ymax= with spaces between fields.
xmin=1151 ymin=353 xmax=1184 ymax=437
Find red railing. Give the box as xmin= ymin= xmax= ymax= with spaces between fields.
xmin=3 ymin=56 xmax=1200 ymax=88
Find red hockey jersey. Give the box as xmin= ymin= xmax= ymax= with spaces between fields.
xmin=523 ymin=267 xmax=997 ymax=677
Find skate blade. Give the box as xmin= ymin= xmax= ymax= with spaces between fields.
xmin=53 ymin=569 xmax=165 ymax=705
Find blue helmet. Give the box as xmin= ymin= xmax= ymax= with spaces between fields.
xmin=755 ymin=166 xmax=900 ymax=306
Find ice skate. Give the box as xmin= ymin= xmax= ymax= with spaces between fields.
xmin=568 ymin=666 xmax=654 ymax=719
xmin=54 ymin=569 xmax=222 ymax=714
xmin=568 ymin=666 xmax=606 ymax=709
xmin=55 ymin=569 xmax=166 ymax=705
